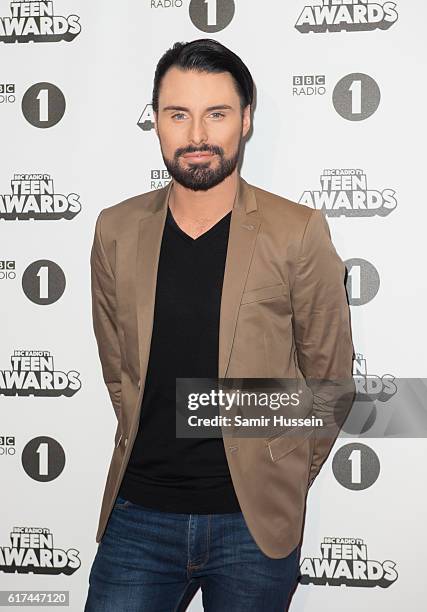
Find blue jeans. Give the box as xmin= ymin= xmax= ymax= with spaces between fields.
xmin=84 ymin=494 xmax=301 ymax=611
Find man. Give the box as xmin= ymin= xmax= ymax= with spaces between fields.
xmin=85 ymin=39 xmax=355 ymax=611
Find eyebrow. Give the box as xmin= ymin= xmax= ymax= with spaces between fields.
xmin=162 ymin=104 xmax=234 ymax=112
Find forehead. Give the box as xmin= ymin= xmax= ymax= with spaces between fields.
xmin=159 ymin=66 xmax=239 ymax=108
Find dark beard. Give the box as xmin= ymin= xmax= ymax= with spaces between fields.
xmin=161 ymin=140 xmax=241 ymax=192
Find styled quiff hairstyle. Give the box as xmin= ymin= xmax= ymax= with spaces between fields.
xmin=152 ymin=38 xmax=254 ymax=115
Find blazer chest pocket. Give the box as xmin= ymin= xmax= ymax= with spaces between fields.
xmin=241 ymin=282 xmax=286 ymax=305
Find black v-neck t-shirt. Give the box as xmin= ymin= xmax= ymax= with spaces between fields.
xmin=119 ymin=204 xmax=241 ymax=513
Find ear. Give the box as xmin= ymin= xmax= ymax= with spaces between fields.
xmin=242 ymin=105 xmax=251 ymax=138
xmin=154 ymin=111 xmax=158 ymax=136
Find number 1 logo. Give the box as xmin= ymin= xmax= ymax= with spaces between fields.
xmin=333 ymin=73 xmax=381 ymax=121
xmin=22 ymin=82 xmax=66 ymax=128
xmin=189 ymin=0 xmax=235 ymax=32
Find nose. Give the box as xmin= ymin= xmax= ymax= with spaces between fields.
xmin=188 ymin=117 xmax=208 ymax=146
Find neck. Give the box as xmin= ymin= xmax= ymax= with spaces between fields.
xmin=168 ymin=170 xmax=239 ymax=222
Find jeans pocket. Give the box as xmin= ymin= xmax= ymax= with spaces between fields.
xmin=114 ymin=494 xmax=134 ymax=509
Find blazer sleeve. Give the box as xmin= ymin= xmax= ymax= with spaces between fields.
xmin=290 ymin=209 xmax=355 ymax=488
xmin=90 ymin=210 xmax=122 ymax=420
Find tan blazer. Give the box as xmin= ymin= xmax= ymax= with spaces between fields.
xmin=90 ymin=175 xmax=355 ymax=559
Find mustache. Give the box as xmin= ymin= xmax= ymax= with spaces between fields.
xmin=175 ymin=144 xmax=223 ymax=158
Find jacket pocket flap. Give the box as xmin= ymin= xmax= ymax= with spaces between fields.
xmin=267 ymin=427 xmax=314 ymax=463
xmin=241 ymin=283 xmax=286 ymax=305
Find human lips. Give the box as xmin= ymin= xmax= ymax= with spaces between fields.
xmin=182 ymin=152 xmax=215 ymax=160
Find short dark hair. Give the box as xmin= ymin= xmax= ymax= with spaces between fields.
xmin=152 ymin=39 xmax=254 ymax=115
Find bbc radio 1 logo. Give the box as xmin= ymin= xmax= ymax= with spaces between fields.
xmin=1 ymin=257 xmax=67 ymax=304
xmin=0 ymin=434 xmax=66 ymax=480
xmin=150 ymin=0 xmax=235 ymax=32
xmin=0 ymin=527 xmax=80 ymax=575
xmin=299 ymin=168 xmax=397 ymax=217
xmin=0 ymin=1 xmax=81 ymax=43
xmin=0 ymin=174 xmax=81 ymax=220
xmin=0 ymin=83 xmax=15 ymax=104
xmin=1 ymin=82 xmax=67 ymax=124
xmin=0 ymin=436 xmax=15 ymax=456
xmin=0 ymin=350 xmax=81 ymax=397
xmin=294 ymin=73 xmax=381 ymax=120
xmin=295 ymin=1 xmax=399 ymax=34
xmin=151 ymin=170 xmax=171 ymax=190
xmin=1 ymin=258 xmax=66 ymax=304
xmin=293 ymin=75 xmax=326 ymax=97
xmin=300 ymin=537 xmax=398 ymax=587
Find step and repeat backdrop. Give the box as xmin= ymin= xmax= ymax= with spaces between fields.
xmin=1 ymin=1 xmax=426 ymax=610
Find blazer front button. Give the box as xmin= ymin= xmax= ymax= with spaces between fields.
xmin=124 ymin=437 xmax=128 ymax=447
xmin=137 ymin=379 xmax=141 ymax=389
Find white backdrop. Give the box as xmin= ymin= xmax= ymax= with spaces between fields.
xmin=1 ymin=1 xmax=426 ymax=610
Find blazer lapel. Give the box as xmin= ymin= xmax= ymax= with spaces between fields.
xmin=135 ymin=181 xmax=173 ymax=395
xmin=218 ymin=177 xmax=260 ymax=378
